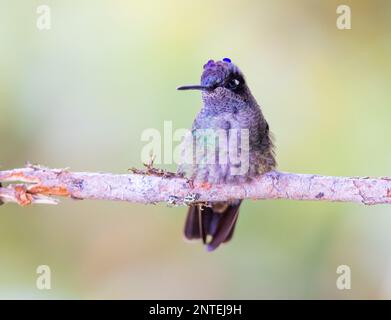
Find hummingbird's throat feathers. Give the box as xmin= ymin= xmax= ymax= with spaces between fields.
xmin=201 ymin=86 xmax=255 ymax=113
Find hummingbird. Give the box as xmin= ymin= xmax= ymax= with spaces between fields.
xmin=177 ymin=58 xmax=276 ymax=251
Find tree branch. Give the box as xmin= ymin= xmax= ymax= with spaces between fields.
xmin=0 ymin=165 xmax=391 ymax=207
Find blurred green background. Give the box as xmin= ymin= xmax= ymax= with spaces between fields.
xmin=0 ymin=0 xmax=391 ymax=299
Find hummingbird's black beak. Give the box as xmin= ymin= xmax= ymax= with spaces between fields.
xmin=177 ymin=85 xmax=212 ymax=91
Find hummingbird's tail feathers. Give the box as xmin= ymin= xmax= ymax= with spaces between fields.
xmin=206 ymin=202 xmax=241 ymax=251
xmin=183 ymin=204 xmax=212 ymax=243
xmin=183 ymin=201 xmax=241 ymax=251
xmin=222 ymin=209 xmax=239 ymax=243
xmin=184 ymin=205 xmax=202 ymax=240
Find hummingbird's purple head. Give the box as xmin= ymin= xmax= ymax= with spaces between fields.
xmin=177 ymin=58 xmax=247 ymax=95
xmin=201 ymin=58 xmax=238 ymax=86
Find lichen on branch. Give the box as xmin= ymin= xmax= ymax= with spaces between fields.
xmin=1 ymin=164 xmax=391 ymax=207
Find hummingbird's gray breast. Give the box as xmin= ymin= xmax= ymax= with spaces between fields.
xmin=177 ymin=104 xmax=275 ymax=184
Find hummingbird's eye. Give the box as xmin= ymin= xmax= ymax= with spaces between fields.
xmin=225 ymin=77 xmax=242 ymax=91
